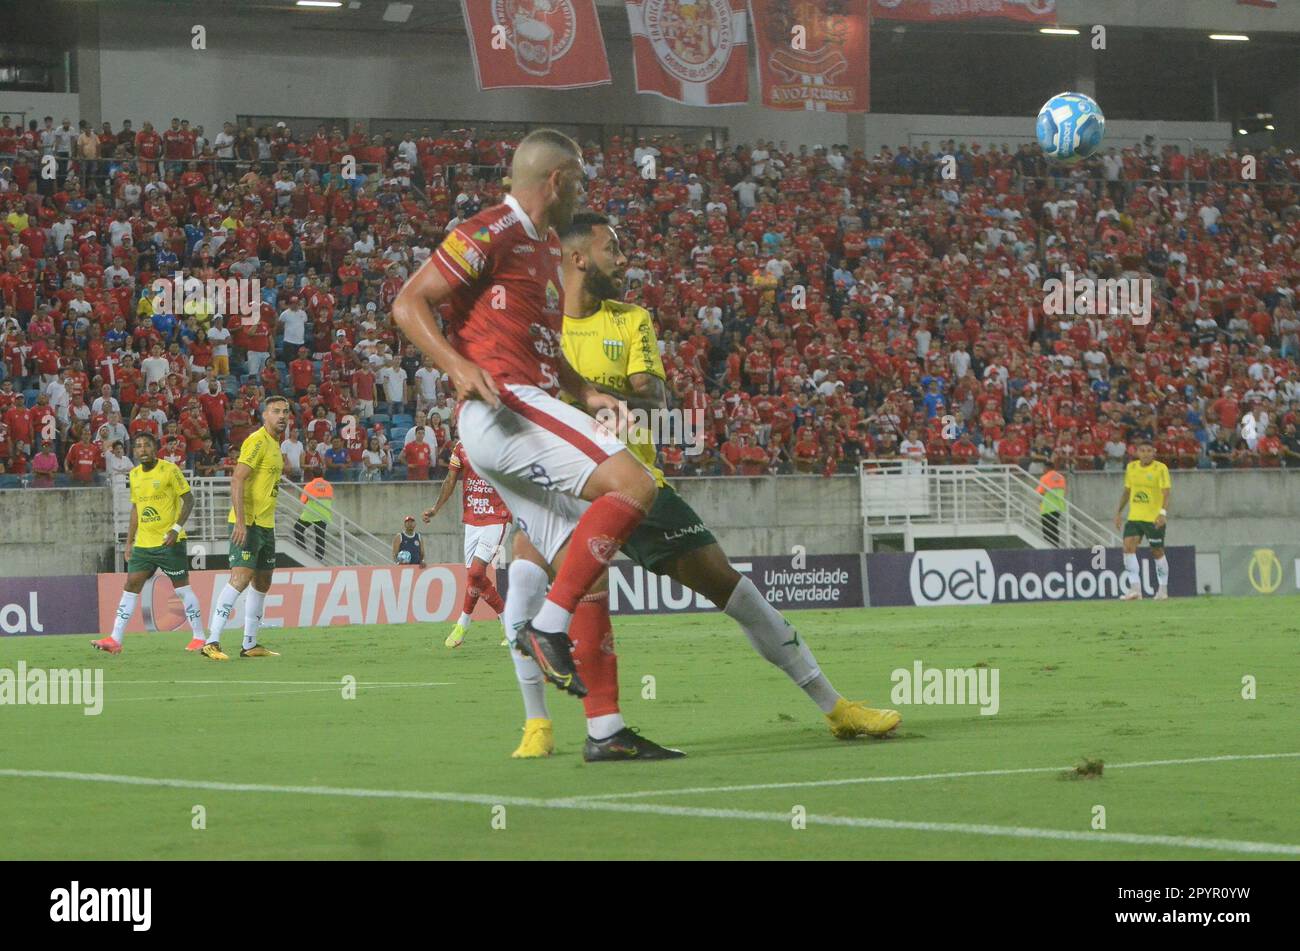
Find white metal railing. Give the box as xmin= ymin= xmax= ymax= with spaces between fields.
xmin=859 ymin=460 xmax=1119 ymax=551
xmin=114 ymin=476 xmax=393 ymax=567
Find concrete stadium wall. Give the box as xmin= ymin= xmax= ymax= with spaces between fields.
xmin=76 ymin=4 xmax=1238 ymax=154
xmin=0 ymin=482 xmax=117 ymax=576
xmin=3 ymin=470 xmax=1298 ymax=577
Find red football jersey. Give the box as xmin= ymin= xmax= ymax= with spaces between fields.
xmin=450 ymin=441 xmax=510 ymax=527
xmin=429 ymin=195 xmax=566 ymax=395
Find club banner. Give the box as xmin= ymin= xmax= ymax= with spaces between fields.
xmin=627 ymin=0 xmax=751 ymax=106
xmin=750 ymin=0 xmax=870 ymax=112
xmin=605 ymin=554 xmax=863 ymax=614
xmin=871 ymin=0 xmax=1057 ymax=24
xmin=95 ymin=564 xmax=499 ymax=636
xmin=461 ymin=0 xmax=613 ymax=90
xmin=866 ymin=547 xmax=1197 ymax=607
xmin=1236 ymin=1 xmax=1277 ymax=8
xmin=1218 ymin=546 xmax=1300 ymax=598
xmin=0 ymin=575 xmax=100 ymax=636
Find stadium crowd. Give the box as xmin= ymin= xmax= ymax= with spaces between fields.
xmin=1 ymin=113 xmax=1299 ymax=487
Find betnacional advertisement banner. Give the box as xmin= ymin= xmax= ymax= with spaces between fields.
xmin=626 ymin=0 xmax=751 ymax=106
xmin=871 ymin=0 xmax=1057 ymax=24
xmin=750 ymin=0 xmax=871 ymax=113
xmin=866 ymin=547 xmax=1197 ymax=608
xmin=94 ymin=565 xmax=500 ymax=636
xmin=0 ymin=576 xmax=101 ymax=636
xmin=461 ymin=0 xmax=613 ymax=90
xmin=605 ymin=554 xmax=864 ymax=614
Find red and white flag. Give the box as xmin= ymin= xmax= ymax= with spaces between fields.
xmin=751 ymin=0 xmax=870 ymax=113
xmin=461 ymin=0 xmax=612 ymax=90
xmin=626 ymin=0 xmax=750 ymax=106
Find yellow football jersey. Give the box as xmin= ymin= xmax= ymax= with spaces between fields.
xmin=129 ymin=460 xmax=191 ymax=548
xmin=562 ymin=300 xmax=668 ymax=488
xmin=1124 ymin=460 xmax=1171 ymax=522
xmin=228 ymin=427 xmax=283 ymax=527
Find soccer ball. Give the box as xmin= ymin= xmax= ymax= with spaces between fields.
xmin=1036 ymin=92 xmax=1105 ymax=162
xmin=397 ymin=550 xmax=412 ymax=564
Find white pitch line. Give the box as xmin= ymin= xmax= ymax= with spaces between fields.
xmin=111 ymin=683 xmax=456 ymax=703
xmin=106 ymin=680 xmax=454 ymax=686
xmin=561 ymin=751 xmax=1300 ymax=802
xmin=0 ymin=768 xmax=1296 ymax=857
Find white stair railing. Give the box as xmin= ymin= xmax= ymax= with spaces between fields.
xmin=115 ymin=476 xmax=394 ymax=568
xmin=859 ymin=460 xmax=1119 ymax=550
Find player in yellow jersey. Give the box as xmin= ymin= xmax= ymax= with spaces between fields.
xmin=501 ymin=212 xmax=899 ymax=761
xmin=92 ymin=432 xmax=207 ymax=655
xmin=200 ymin=395 xmax=290 ymax=660
xmin=1115 ymin=437 xmax=1173 ymax=601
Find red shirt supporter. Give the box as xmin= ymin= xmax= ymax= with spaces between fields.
xmin=289 ymin=355 xmax=315 ymax=393
xmin=65 ymin=441 xmax=100 ymax=482
xmin=403 ymin=439 xmax=432 ymax=480
xmin=428 ymin=195 xmax=566 ymax=394
xmin=450 ymin=442 xmax=511 ymax=525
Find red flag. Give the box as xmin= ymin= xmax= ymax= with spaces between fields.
xmin=872 ymin=0 xmax=1058 ymax=24
xmin=461 ymin=0 xmax=612 ymax=90
xmin=1236 ymin=0 xmax=1277 ymax=7
xmin=626 ymin=0 xmax=750 ymax=106
xmin=751 ymin=0 xmax=870 ymax=113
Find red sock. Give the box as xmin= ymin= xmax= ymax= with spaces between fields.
xmin=463 ymin=564 xmax=486 ymax=616
xmin=571 ymin=594 xmax=618 ymax=718
xmin=549 ymin=492 xmax=646 ymax=612
xmin=480 ymin=578 xmax=504 ymax=614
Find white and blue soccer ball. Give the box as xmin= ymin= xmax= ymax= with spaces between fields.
xmin=397 ymin=549 xmax=412 ymax=564
xmin=1036 ymin=92 xmax=1105 ymax=162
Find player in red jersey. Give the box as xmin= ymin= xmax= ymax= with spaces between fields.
xmin=394 ymin=130 xmax=656 ymax=698
xmin=422 ymin=440 xmax=511 ymax=649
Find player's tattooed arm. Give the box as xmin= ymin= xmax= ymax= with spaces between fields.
xmin=596 ymin=371 xmax=666 ymax=414
xmin=423 ymin=465 xmax=458 ymax=521
xmin=125 ymin=504 xmax=138 ymax=560
xmin=166 ymin=491 xmax=194 ymax=546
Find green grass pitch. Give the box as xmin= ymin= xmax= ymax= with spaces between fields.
xmin=1 ymin=597 xmax=1297 ymax=860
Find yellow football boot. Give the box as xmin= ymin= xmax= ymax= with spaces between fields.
xmin=445 ymin=623 xmax=467 ymax=649
xmin=826 ymin=698 xmax=901 ymax=738
xmin=199 ymin=643 xmax=229 ymax=662
xmin=510 ymin=718 xmax=555 ymax=759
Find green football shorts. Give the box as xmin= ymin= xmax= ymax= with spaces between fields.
xmin=1123 ymin=519 xmax=1166 ymax=548
xmin=622 ymin=485 xmax=717 ymax=571
xmin=229 ymin=523 xmax=277 ymax=571
xmin=127 ymin=543 xmax=190 ymax=581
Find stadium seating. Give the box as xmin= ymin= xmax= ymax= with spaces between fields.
xmin=2 ymin=119 xmax=1298 ymax=486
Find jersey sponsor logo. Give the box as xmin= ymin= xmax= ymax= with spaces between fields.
xmin=488 ymin=211 xmax=521 ymax=235
xmin=512 ymin=243 xmax=536 ymax=255
xmin=472 ymin=227 xmax=491 ymax=244
xmin=140 ymin=505 xmax=160 ymax=522
xmin=602 ymin=338 xmax=625 ymax=362
xmin=442 ymin=232 xmax=485 ymax=278
xmin=544 ymin=279 xmax=560 ymax=313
